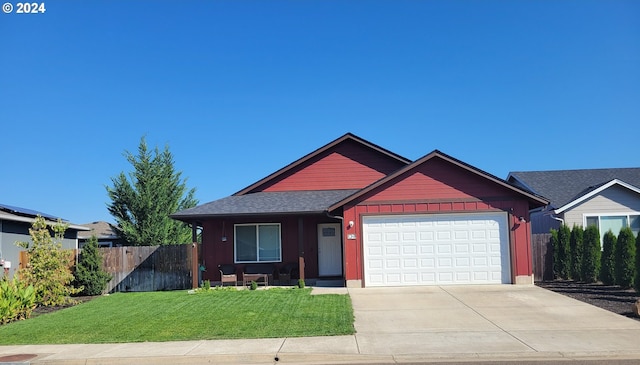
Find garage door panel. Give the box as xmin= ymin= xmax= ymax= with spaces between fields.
xmin=363 ymin=213 xmax=510 ymax=287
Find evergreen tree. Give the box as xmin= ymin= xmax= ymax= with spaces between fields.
xmin=615 ymin=227 xmax=636 ymax=289
xmin=600 ymin=230 xmax=616 ymax=285
xmin=74 ymin=236 xmax=112 ymax=296
xmin=635 ymin=232 xmax=640 ymax=293
xmin=581 ymin=225 xmax=601 ymax=283
xmin=569 ymin=225 xmax=584 ymax=280
xmin=16 ymin=216 xmax=81 ymax=306
xmin=556 ymin=224 xmax=571 ymax=279
xmin=106 ymin=137 xmax=198 ymax=246
xmin=551 ymin=229 xmax=560 ymax=279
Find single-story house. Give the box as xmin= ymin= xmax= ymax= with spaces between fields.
xmin=78 ymin=221 xmax=125 ymax=248
xmin=0 ymin=203 xmax=89 ymax=278
xmin=172 ymin=133 xmax=548 ymax=287
xmin=507 ymin=168 xmax=640 ymax=241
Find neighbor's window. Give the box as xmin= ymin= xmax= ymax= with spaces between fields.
xmin=585 ymin=214 xmax=640 ymax=243
xmin=234 ymin=223 xmax=281 ymax=263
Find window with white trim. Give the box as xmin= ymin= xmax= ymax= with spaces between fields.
xmin=234 ymin=223 xmax=282 ymax=263
xmin=585 ymin=213 xmax=640 ymax=242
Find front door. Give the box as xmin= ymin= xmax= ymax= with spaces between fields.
xmin=317 ymin=223 xmax=342 ymax=277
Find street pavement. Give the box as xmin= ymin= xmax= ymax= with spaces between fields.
xmin=1 ymin=285 xmax=639 ymax=364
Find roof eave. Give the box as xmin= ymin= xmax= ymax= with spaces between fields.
xmin=553 ymin=179 xmax=640 ymax=214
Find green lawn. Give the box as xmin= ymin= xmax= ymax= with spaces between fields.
xmin=0 ymin=288 xmax=354 ymax=344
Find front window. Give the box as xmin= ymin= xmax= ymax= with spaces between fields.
xmin=234 ymin=223 xmax=281 ymax=263
xmin=585 ymin=214 xmax=640 ymax=243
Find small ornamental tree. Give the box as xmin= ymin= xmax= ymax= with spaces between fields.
xmin=569 ymin=225 xmax=584 ymax=281
xmin=615 ymin=227 xmax=636 ymax=289
xmin=16 ymin=216 xmax=81 ymax=306
xmin=74 ymin=236 xmax=112 ymax=296
xmin=581 ymin=225 xmax=601 ymax=283
xmin=600 ymin=230 xmax=616 ymax=285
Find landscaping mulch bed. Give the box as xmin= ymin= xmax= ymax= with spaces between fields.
xmin=537 ymin=280 xmax=639 ymax=322
xmin=32 ymin=296 xmax=99 ymax=317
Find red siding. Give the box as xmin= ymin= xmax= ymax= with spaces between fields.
xmin=343 ymin=200 xmax=533 ymax=283
xmin=252 ymin=139 xmax=406 ymax=192
xmin=367 ymin=157 xmax=522 ymax=201
xmin=342 ymin=156 xmax=535 ymax=285
xmin=200 ymin=215 xmax=338 ymax=282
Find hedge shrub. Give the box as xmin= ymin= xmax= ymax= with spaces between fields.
xmin=581 ymin=225 xmax=601 ymax=283
xmin=569 ymin=225 xmax=584 ymax=281
xmin=615 ymin=227 xmax=636 ymax=289
xmin=600 ymin=230 xmax=616 ymax=285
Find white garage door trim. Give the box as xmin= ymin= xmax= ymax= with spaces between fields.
xmin=362 ymin=212 xmax=511 ymax=287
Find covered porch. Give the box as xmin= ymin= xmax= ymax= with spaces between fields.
xmin=170 ymin=190 xmax=356 ymax=287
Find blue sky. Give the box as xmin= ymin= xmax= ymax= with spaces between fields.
xmin=1 ymin=1 xmax=638 ymax=225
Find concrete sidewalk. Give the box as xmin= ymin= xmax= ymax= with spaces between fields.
xmin=1 ymin=285 xmax=639 ymax=364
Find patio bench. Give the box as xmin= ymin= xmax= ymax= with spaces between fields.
xmin=242 ymin=263 xmax=276 ymax=287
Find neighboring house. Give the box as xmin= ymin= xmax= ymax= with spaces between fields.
xmin=507 ymin=168 xmax=640 ymax=241
xmin=0 ymin=203 xmax=89 ymax=278
xmin=78 ymin=221 xmax=124 ymax=248
xmin=172 ymin=133 xmax=547 ymax=287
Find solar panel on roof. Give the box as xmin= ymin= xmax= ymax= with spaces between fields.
xmin=0 ymin=203 xmax=63 ymax=221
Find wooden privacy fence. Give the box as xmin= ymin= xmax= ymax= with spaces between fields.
xmin=99 ymin=244 xmax=199 ymax=293
xmin=531 ymin=233 xmax=553 ymax=282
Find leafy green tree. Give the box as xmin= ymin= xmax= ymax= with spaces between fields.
xmin=107 ymin=137 xmax=198 ymax=246
xmin=615 ymin=227 xmax=636 ymax=289
xmin=16 ymin=216 xmax=81 ymax=306
xmin=600 ymin=230 xmax=616 ymax=285
xmin=581 ymin=225 xmax=601 ymax=283
xmin=74 ymin=236 xmax=112 ymax=296
xmin=569 ymin=225 xmax=583 ymax=280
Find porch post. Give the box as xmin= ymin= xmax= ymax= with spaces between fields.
xmin=298 ymin=217 xmax=305 ymax=282
xmin=191 ymin=222 xmax=199 ymax=289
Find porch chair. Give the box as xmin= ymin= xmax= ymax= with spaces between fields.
xmin=218 ymin=264 xmax=237 ymax=287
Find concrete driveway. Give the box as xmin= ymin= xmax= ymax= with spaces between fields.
xmin=349 ymin=284 xmax=640 ymax=360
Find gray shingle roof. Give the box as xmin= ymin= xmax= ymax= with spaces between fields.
xmin=508 ymin=168 xmax=640 ymax=208
xmin=171 ymin=189 xmax=360 ymax=219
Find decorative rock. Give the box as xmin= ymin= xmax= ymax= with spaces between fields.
xmin=632 ymin=299 xmax=640 ymax=317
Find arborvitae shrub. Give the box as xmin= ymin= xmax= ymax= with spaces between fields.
xmin=551 ymin=229 xmax=560 ymax=279
xmin=615 ymin=227 xmax=636 ymax=289
xmin=581 ymin=225 xmax=601 ymax=283
xmin=570 ymin=225 xmax=584 ymax=281
xmin=600 ymin=230 xmax=616 ymax=285
xmin=635 ymin=232 xmax=640 ymax=293
xmin=556 ymin=224 xmax=571 ymax=279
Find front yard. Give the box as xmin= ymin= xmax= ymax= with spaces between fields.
xmin=0 ymin=288 xmax=355 ymax=344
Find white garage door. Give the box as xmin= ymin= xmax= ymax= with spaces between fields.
xmin=363 ymin=213 xmax=511 ymax=287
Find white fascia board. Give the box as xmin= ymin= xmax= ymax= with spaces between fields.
xmin=0 ymin=212 xmax=90 ymax=231
xmin=554 ymin=179 xmax=640 ymax=214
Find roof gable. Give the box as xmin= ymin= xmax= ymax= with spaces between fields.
xmin=507 ymin=168 xmax=640 ymax=208
xmin=234 ymin=133 xmax=411 ymax=195
xmin=554 ymin=179 xmax=640 ymax=214
xmin=329 ymin=150 xmax=548 ymax=211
